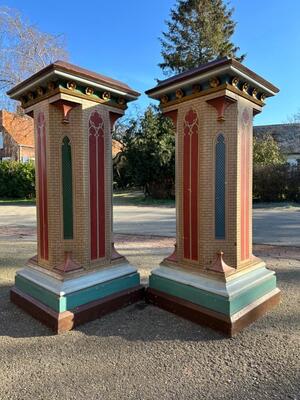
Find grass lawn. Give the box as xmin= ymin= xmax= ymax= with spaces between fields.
xmin=113 ymin=190 xmax=175 ymax=207
xmin=1 ymin=191 xmax=299 ymax=209
xmin=0 ymin=198 xmax=36 ymax=205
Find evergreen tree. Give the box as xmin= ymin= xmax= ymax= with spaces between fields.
xmin=113 ymin=106 xmax=175 ymax=198
xmin=159 ymin=0 xmax=245 ymax=75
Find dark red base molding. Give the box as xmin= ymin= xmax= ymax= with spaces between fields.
xmin=10 ymin=286 xmax=280 ymax=336
xmin=11 ymin=286 xmax=145 ymax=334
xmin=146 ymin=288 xmax=281 ymax=337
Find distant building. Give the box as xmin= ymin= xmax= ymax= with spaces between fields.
xmin=112 ymin=139 xmax=123 ymax=158
xmin=0 ymin=110 xmax=35 ymax=162
xmin=254 ymin=123 xmax=300 ymax=165
xmin=0 ymin=109 xmax=123 ymax=163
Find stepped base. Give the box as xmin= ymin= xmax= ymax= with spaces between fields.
xmin=146 ymin=287 xmax=280 ymax=336
xmin=11 ymin=285 xmax=145 ymax=334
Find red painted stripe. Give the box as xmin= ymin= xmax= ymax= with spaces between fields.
xmin=41 ymin=123 xmax=49 ymax=260
xmin=245 ymin=127 xmax=250 ymax=259
xmin=36 ymin=113 xmax=49 ymax=261
xmin=241 ymin=125 xmax=244 ymax=260
xmin=241 ymin=125 xmax=246 ymax=260
xmin=190 ymin=131 xmax=198 ymax=261
xmin=241 ymin=120 xmax=250 ymax=261
xmin=183 ymin=132 xmax=190 ymax=259
xmin=89 ymin=112 xmax=106 ymax=261
xmin=89 ymin=133 xmax=97 ymax=260
xmin=37 ymin=121 xmax=44 ymax=259
xmin=98 ymin=132 xmax=105 ymax=258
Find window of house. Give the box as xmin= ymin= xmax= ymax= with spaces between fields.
xmin=0 ymin=132 xmax=3 ymax=149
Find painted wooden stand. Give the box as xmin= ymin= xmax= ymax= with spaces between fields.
xmin=8 ymin=61 xmax=142 ymax=333
xmin=146 ymin=57 xmax=281 ymax=336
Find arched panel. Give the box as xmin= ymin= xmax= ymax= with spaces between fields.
xmin=240 ymin=108 xmax=251 ymax=260
xmin=215 ymin=134 xmax=226 ymax=239
xmin=183 ymin=109 xmax=199 ymax=261
xmin=89 ymin=111 xmax=105 ymax=260
xmin=37 ymin=112 xmax=49 ymax=260
xmin=62 ymin=136 xmax=73 ymax=240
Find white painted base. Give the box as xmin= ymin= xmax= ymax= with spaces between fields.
xmin=17 ymin=263 xmax=138 ymax=296
xmin=151 ymin=265 xmax=275 ymax=299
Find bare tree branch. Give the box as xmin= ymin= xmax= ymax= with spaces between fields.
xmin=0 ymin=6 xmax=69 ymax=110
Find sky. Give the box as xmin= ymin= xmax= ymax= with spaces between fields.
xmin=2 ymin=0 xmax=300 ymax=125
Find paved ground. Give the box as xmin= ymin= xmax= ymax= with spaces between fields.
xmin=1 ymin=202 xmax=300 ymax=246
xmin=0 ymin=202 xmax=299 ymax=399
xmin=253 ymin=207 xmax=300 ymax=246
xmin=0 ymin=236 xmax=299 ymax=400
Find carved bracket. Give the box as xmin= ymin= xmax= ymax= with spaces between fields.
xmin=253 ymin=108 xmax=261 ymax=117
xmin=109 ymin=111 xmax=123 ymax=132
xmin=207 ymin=96 xmax=236 ymax=121
xmin=209 ymin=251 xmax=235 ymax=276
xmin=111 ymin=242 xmax=125 ymax=262
xmin=52 ymin=100 xmax=79 ymax=124
xmin=54 ymin=251 xmax=83 ymax=274
xmin=164 ymin=243 xmax=178 ymax=263
xmin=164 ymin=110 xmax=178 ymax=127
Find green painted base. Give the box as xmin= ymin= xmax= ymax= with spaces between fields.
xmin=15 ymin=272 xmax=141 ymax=313
xmin=149 ymin=270 xmax=277 ymax=317
xmin=146 ymin=287 xmax=281 ymax=336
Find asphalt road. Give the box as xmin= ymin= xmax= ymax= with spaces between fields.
xmin=0 ymin=239 xmax=299 ymax=400
xmin=0 ymin=203 xmax=300 ymax=246
xmin=0 ymin=203 xmax=299 ymax=399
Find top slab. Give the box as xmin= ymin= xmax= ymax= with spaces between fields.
xmin=7 ymin=60 xmax=140 ymax=109
xmin=146 ymin=57 xmax=279 ymax=108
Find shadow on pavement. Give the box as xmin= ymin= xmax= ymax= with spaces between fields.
xmin=0 ymin=281 xmax=222 ymax=341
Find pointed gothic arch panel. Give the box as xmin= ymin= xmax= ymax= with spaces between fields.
xmin=62 ymin=136 xmax=73 ymax=240
xmin=183 ymin=109 xmax=199 ymax=261
xmin=89 ymin=111 xmax=105 ymax=260
xmin=215 ymin=133 xmax=226 ymax=240
xmin=37 ymin=112 xmax=49 ymax=260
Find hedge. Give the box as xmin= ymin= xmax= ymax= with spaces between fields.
xmin=253 ymin=164 xmax=300 ymax=202
xmin=0 ymin=159 xmax=299 ymax=202
xmin=0 ymin=160 xmax=35 ymax=199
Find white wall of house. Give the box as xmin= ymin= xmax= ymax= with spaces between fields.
xmin=286 ymin=154 xmax=300 ymax=165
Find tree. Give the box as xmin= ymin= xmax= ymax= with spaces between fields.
xmin=287 ymin=109 xmax=300 ymax=123
xmin=159 ymin=0 xmax=245 ymax=75
xmin=253 ymin=134 xmax=285 ymax=166
xmin=114 ymin=106 xmax=176 ymax=198
xmin=0 ymin=7 xmax=68 ymax=110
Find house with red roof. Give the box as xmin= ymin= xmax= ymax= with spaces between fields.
xmin=0 ymin=110 xmax=35 ymax=162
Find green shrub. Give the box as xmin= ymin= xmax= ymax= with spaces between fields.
xmin=253 ymin=164 xmax=300 ymax=202
xmin=0 ymin=160 xmax=35 ymax=199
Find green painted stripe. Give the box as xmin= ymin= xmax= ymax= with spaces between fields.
xmin=149 ymin=274 xmax=277 ymax=316
xmin=15 ymin=275 xmax=63 ymax=312
xmin=230 ymin=276 xmax=277 ymax=315
xmin=62 ymin=136 xmax=73 ymax=240
xmin=149 ymin=274 xmax=229 ymax=314
xmin=15 ymin=273 xmax=140 ymax=313
xmin=65 ymin=273 xmax=140 ymax=310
